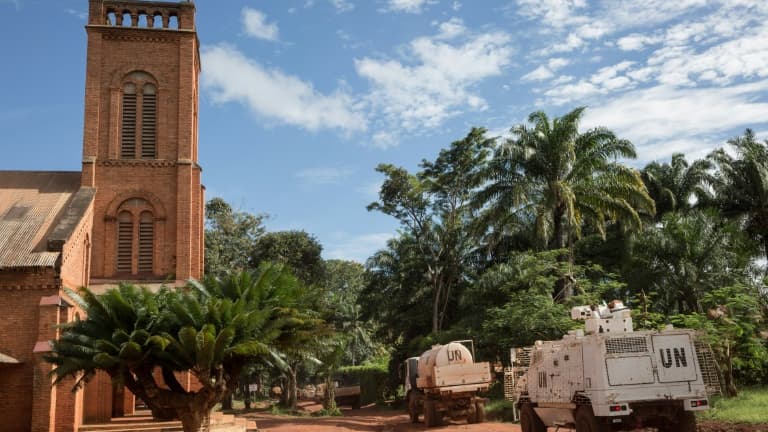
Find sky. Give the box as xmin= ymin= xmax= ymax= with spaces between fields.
xmin=1 ymin=0 xmax=768 ymax=263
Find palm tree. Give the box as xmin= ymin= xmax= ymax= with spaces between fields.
xmin=47 ymin=264 xmax=314 ymax=432
xmin=641 ymin=153 xmax=714 ymax=220
xmin=476 ymin=107 xmax=654 ymax=296
xmin=710 ymin=129 xmax=768 ymax=264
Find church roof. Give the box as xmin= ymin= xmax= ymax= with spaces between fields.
xmin=0 ymin=171 xmax=94 ymax=269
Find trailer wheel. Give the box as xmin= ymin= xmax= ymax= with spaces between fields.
xmin=407 ymin=392 xmax=419 ymax=423
xmin=474 ymin=400 xmax=486 ymax=423
xmin=575 ymin=406 xmax=608 ymax=432
xmin=424 ymin=399 xmax=441 ymax=427
xmin=675 ymin=409 xmax=696 ymax=432
xmin=520 ymin=404 xmax=546 ymax=432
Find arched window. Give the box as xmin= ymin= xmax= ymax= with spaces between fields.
xmin=115 ymin=199 xmax=155 ymax=275
xmin=120 ymin=72 xmax=158 ymax=160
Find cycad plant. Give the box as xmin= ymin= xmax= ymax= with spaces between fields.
xmin=47 ymin=264 xmax=317 ymax=432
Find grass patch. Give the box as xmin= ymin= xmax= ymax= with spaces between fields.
xmin=699 ymin=388 xmax=768 ymax=424
xmin=485 ymin=399 xmax=516 ymax=422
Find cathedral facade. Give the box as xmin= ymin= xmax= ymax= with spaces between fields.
xmin=0 ymin=1 xmax=204 ymax=430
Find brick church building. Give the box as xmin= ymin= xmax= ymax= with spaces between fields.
xmin=0 ymin=1 xmax=204 ymax=430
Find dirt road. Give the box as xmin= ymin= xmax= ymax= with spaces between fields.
xmin=239 ymin=402 xmax=766 ymax=432
xmin=240 ymin=402 xmax=523 ymax=432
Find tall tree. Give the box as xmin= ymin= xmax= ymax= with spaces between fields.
xmin=625 ymin=210 xmax=755 ymax=315
xmin=641 ymin=153 xmax=714 ymax=220
xmin=368 ymin=128 xmax=493 ymax=333
xmin=205 ymin=197 xmax=266 ymax=276
xmin=710 ymin=129 xmax=768 ymax=265
xmin=478 ymin=107 xmax=654 ymax=296
xmin=46 ymin=265 xmax=314 ymax=432
xmin=252 ymin=230 xmax=325 ymax=285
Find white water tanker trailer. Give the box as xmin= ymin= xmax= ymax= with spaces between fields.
xmin=404 ymin=340 xmax=491 ymax=427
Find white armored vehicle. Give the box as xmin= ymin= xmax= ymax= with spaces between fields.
xmin=513 ymin=301 xmax=719 ymax=432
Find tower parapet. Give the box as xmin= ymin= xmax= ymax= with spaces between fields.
xmin=88 ymin=0 xmax=195 ymax=30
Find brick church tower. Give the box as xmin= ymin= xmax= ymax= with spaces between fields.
xmin=82 ymin=0 xmax=204 ymax=283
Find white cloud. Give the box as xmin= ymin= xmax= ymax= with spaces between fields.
xmin=295 ymin=167 xmax=354 ymax=184
xmin=617 ymin=33 xmax=662 ymax=51
xmin=522 ymin=65 xmax=554 ymax=82
xmin=201 ymin=44 xmax=367 ymax=133
xmin=385 ymin=0 xmax=437 ymax=14
xmin=436 ymin=17 xmax=466 ymax=40
xmin=514 ymin=0 xmax=588 ymax=29
xmin=452 ymin=1 xmax=462 ymax=11
xmin=356 ymin=28 xmax=512 ymax=132
xmin=583 ymin=81 xmax=768 ymax=162
xmin=241 ymin=8 xmax=279 ymax=41
xmin=324 ymin=232 xmax=393 ymax=262
xmin=330 ymin=0 xmax=354 ymax=13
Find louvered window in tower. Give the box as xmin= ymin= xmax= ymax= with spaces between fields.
xmin=138 ymin=211 xmax=154 ymax=273
xmin=121 ymin=83 xmax=137 ymax=159
xmin=141 ymin=84 xmax=156 ymax=158
xmin=117 ymin=211 xmax=133 ymax=273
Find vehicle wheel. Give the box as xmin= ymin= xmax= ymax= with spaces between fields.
xmin=520 ymin=403 xmax=546 ymax=432
xmin=575 ymin=406 xmax=608 ymax=432
xmin=407 ymin=392 xmax=419 ymax=423
xmin=467 ymin=403 xmax=477 ymax=424
xmin=677 ymin=411 xmax=697 ymax=432
xmin=424 ymin=399 xmax=437 ymax=427
xmin=352 ymin=396 xmax=361 ymax=410
xmin=475 ymin=401 xmax=486 ymax=423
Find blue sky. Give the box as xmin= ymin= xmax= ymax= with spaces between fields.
xmin=1 ymin=0 xmax=768 ymax=263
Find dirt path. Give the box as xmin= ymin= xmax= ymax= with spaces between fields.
xmin=238 ymin=402 xmax=766 ymax=432
xmin=239 ymin=402 xmax=523 ymax=432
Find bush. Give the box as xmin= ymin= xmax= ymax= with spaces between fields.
xmin=485 ymin=399 xmax=516 ymax=422
xmin=339 ymin=360 xmax=391 ymax=405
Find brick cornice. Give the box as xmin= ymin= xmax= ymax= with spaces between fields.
xmin=97 ymin=159 xmax=177 ymax=168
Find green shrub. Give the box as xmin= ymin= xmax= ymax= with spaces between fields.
xmin=485 ymin=399 xmax=516 ymax=422
xmin=339 ymin=360 xmax=391 ymax=405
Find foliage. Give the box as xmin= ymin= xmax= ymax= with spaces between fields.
xmin=46 ymin=265 xmax=315 ymax=432
xmin=698 ymin=388 xmax=768 ymax=424
xmin=625 ymin=209 xmax=756 ymax=315
xmin=252 ymin=230 xmax=325 ymax=286
xmin=323 ymin=260 xmax=381 ymax=365
xmin=368 ymin=127 xmax=493 ymax=333
xmin=670 ymin=285 xmax=768 ymax=395
xmin=482 ymin=107 xmax=654 ymax=263
xmin=338 ymin=355 xmax=391 ymax=405
xmin=641 ymin=153 xmax=714 ymax=220
xmin=204 ymin=197 xmax=266 ymax=276
xmin=710 ymin=129 xmax=768 ymax=264
xmin=485 ymin=399 xmax=517 ymax=422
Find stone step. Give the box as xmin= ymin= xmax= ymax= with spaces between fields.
xmin=79 ymin=413 xmax=256 ymax=432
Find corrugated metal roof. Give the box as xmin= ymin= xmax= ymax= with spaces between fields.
xmin=0 ymin=171 xmax=85 ymax=269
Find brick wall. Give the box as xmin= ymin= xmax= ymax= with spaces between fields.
xmin=0 ymin=270 xmax=59 ymax=432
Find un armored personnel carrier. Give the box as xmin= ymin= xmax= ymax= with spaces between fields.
xmin=513 ymin=301 xmax=719 ymax=432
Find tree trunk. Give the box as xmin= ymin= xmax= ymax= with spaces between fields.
xmin=221 ymin=390 xmax=233 ymax=411
xmin=179 ymin=408 xmax=211 ymax=432
xmin=323 ymin=375 xmax=337 ymax=412
xmin=431 ymin=275 xmax=440 ymax=334
xmin=285 ymin=368 xmax=298 ymax=411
